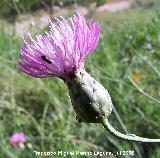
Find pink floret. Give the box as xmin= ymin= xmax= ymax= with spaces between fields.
xmin=19 ymin=12 xmax=101 ymax=80
xmin=10 ymin=132 xmax=27 ymax=145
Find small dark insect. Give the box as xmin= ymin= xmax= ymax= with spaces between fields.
xmin=41 ymin=56 xmax=52 ymax=64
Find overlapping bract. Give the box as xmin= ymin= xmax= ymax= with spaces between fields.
xmin=19 ymin=13 xmax=101 ymax=79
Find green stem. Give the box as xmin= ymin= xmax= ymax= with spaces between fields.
xmin=101 ymin=118 xmax=160 ymax=143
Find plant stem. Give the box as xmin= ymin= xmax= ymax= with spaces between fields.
xmin=101 ymin=118 xmax=160 ymax=143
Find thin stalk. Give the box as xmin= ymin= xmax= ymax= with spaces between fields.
xmin=128 ymin=76 xmax=160 ymax=104
xmin=13 ymin=0 xmax=20 ymax=15
xmin=101 ymin=118 xmax=160 ymax=143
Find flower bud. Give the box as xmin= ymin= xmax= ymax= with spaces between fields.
xmin=66 ymin=70 xmax=113 ymax=123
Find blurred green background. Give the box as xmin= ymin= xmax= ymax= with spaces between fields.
xmin=0 ymin=0 xmax=160 ymax=157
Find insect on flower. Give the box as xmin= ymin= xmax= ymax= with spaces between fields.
xmin=41 ymin=55 xmax=52 ymax=64
xmin=18 ymin=12 xmax=160 ymax=143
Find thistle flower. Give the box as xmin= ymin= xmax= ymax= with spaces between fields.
xmin=18 ymin=13 xmax=160 ymax=143
xmin=19 ymin=13 xmax=101 ymax=80
xmin=10 ymin=132 xmax=27 ymax=145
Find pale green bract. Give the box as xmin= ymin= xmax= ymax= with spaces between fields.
xmin=66 ymin=70 xmax=113 ymax=123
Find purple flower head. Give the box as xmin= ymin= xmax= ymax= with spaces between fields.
xmin=19 ymin=13 xmax=101 ymax=80
xmin=10 ymin=132 xmax=27 ymax=145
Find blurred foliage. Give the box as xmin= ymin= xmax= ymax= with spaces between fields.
xmin=96 ymin=0 xmax=108 ymax=7
xmin=0 ymin=0 xmax=108 ymax=18
xmin=134 ymin=0 xmax=160 ymax=9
